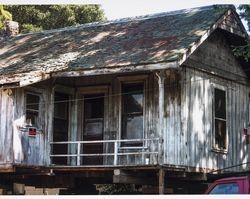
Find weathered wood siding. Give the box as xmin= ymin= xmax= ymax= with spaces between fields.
xmin=0 ymin=89 xmax=14 ymax=165
xmin=13 ymin=86 xmax=53 ymax=166
xmin=177 ymin=67 xmax=250 ymax=172
xmin=167 ymin=30 xmax=250 ymax=172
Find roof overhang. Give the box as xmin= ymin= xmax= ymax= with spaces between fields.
xmin=178 ymin=8 xmax=249 ymax=67
xmin=0 ymin=61 xmax=179 ymax=89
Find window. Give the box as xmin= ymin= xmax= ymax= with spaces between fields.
xmin=208 ymin=183 xmax=239 ymax=194
xmin=83 ymin=94 xmax=104 ymax=136
xmin=121 ymin=83 xmax=144 ymax=146
xmin=26 ymin=93 xmax=40 ymax=127
xmin=214 ymin=88 xmax=227 ymax=150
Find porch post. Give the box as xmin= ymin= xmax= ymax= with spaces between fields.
xmin=158 ymin=168 xmax=165 ymax=194
xmin=156 ymin=71 xmax=165 ymax=165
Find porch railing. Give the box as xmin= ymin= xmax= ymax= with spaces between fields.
xmin=50 ymin=138 xmax=159 ymax=166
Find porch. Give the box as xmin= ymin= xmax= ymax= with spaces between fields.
xmin=46 ymin=71 xmax=171 ymax=167
xmin=50 ymin=138 xmax=160 ymax=166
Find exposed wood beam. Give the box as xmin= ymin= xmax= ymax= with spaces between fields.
xmin=52 ymin=62 xmax=179 ymax=78
xmin=158 ymin=168 xmax=165 ymax=194
xmin=113 ymin=169 xmax=157 ymax=185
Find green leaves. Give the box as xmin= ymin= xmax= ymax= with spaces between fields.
xmin=238 ymin=5 xmax=250 ymax=32
xmin=231 ymin=5 xmax=250 ymax=61
xmin=3 ymin=5 xmax=105 ymax=33
xmin=0 ymin=4 xmax=12 ymax=30
xmin=232 ymin=42 xmax=250 ymax=61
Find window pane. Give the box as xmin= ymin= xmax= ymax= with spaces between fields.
xmin=26 ymin=93 xmax=40 ymax=126
xmin=84 ymin=94 xmax=104 ymax=119
xmin=209 ymin=183 xmax=239 ymax=194
xmin=215 ymin=88 xmax=226 ymax=119
xmin=84 ymin=121 xmax=103 ymax=136
xmin=121 ymin=82 xmax=144 ymax=143
xmin=26 ymin=111 xmax=38 ymax=126
xmin=122 ymin=84 xmax=143 ymax=114
xmin=215 ymin=119 xmax=227 ymax=149
xmin=122 ymin=115 xmax=143 ymax=140
xmin=26 ymin=93 xmax=40 ymax=111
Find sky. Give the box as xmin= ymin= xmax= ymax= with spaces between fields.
xmin=101 ymin=0 xmax=242 ymax=20
xmin=99 ymin=0 xmax=249 ymax=30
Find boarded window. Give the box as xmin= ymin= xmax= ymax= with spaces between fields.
xmin=214 ymin=88 xmax=227 ymax=150
xmin=121 ymin=83 xmax=144 ymax=146
xmin=26 ymin=93 xmax=40 ymax=127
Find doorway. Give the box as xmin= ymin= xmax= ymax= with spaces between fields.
xmin=82 ymin=94 xmax=104 ymax=165
xmin=52 ymin=92 xmax=69 ymax=165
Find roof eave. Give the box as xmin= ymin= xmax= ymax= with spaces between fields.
xmin=0 ymin=61 xmax=180 ymax=89
xmin=52 ymin=61 xmax=180 ymax=78
xmin=178 ymin=8 xmax=249 ymax=67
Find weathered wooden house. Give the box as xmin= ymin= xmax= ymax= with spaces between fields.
xmin=0 ymin=5 xmax=250 ymax=194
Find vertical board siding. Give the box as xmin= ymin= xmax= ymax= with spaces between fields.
xmin=13 ymin=87 xmax=49 ymax=166
xmin=2 ymin=68 xmax=249 ymax=170
xmin=0 ymin=89 xmax=14 ymax=164
xmin=180 ymin=67 xmax=249 ymax=172
xmin=164 ymin=70 xmax=182 ymax=165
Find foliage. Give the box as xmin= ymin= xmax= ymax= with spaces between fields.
xmin=96 ymin=184 xmax=140 ymax=194
xmin=233 ymin=5 xmax=250 ymax=61
xmin=238 ymin=5 xmax=250 ymax=32
xmin=232 ymin=42 xmax=250 ymax=61
xmin=3 ymin=5 xmax=105 ymax=33
xmin=0 ymin=4 xmax=12 ymax=30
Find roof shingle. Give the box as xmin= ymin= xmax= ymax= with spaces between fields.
xmin=0 ymin=5 xmax=240 ymax=77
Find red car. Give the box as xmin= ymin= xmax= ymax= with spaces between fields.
xmin=205 ymin=176 xmax=250 ymax=194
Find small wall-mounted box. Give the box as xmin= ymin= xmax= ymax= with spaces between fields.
xmin=28 ymin=127 xmax=37 ymax=137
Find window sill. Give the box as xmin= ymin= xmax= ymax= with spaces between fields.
xmin=211 ymin=147 xmax=228 ymax=154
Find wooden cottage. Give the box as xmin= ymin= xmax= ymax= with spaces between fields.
xmin=0 ymin=5 xmax=249 ymax=194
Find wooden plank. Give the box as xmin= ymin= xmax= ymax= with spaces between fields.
xmin=158 ymin=168 xmax=165 ymax=194
xmin=156 ymin=71 xmax=165 ymax=165
xmin=0 ymin=89 xmax=14 ymax=164
xmin=52 ymin=62 xmax=179 ymax=78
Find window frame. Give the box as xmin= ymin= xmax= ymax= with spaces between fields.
xmin=77 ymin=85 xmax=110 ymax=140
xmin=25 ymin=91 xmax=42 ymax=128
xmin=212 ymin=84 xmax=228 ymax=153
xmin=118 ymin=75 xmax=148 ymax=147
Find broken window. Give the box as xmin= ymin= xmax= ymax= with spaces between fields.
xmin=214 ymin=88 xmax=227 ymax=150
xmin=121 ymin=83 xmax=144 ymax=146
xmin=26 ymin=93 xmax=40 ymax=127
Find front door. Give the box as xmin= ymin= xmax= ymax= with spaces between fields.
xmin=82 ymin=94 xmax=104 ymax=165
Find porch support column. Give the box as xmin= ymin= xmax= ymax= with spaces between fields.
xmin=158 ymin=168 xmax=165 ymax=194
xmin=156 ymin=71 xmax=165 ymax=165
